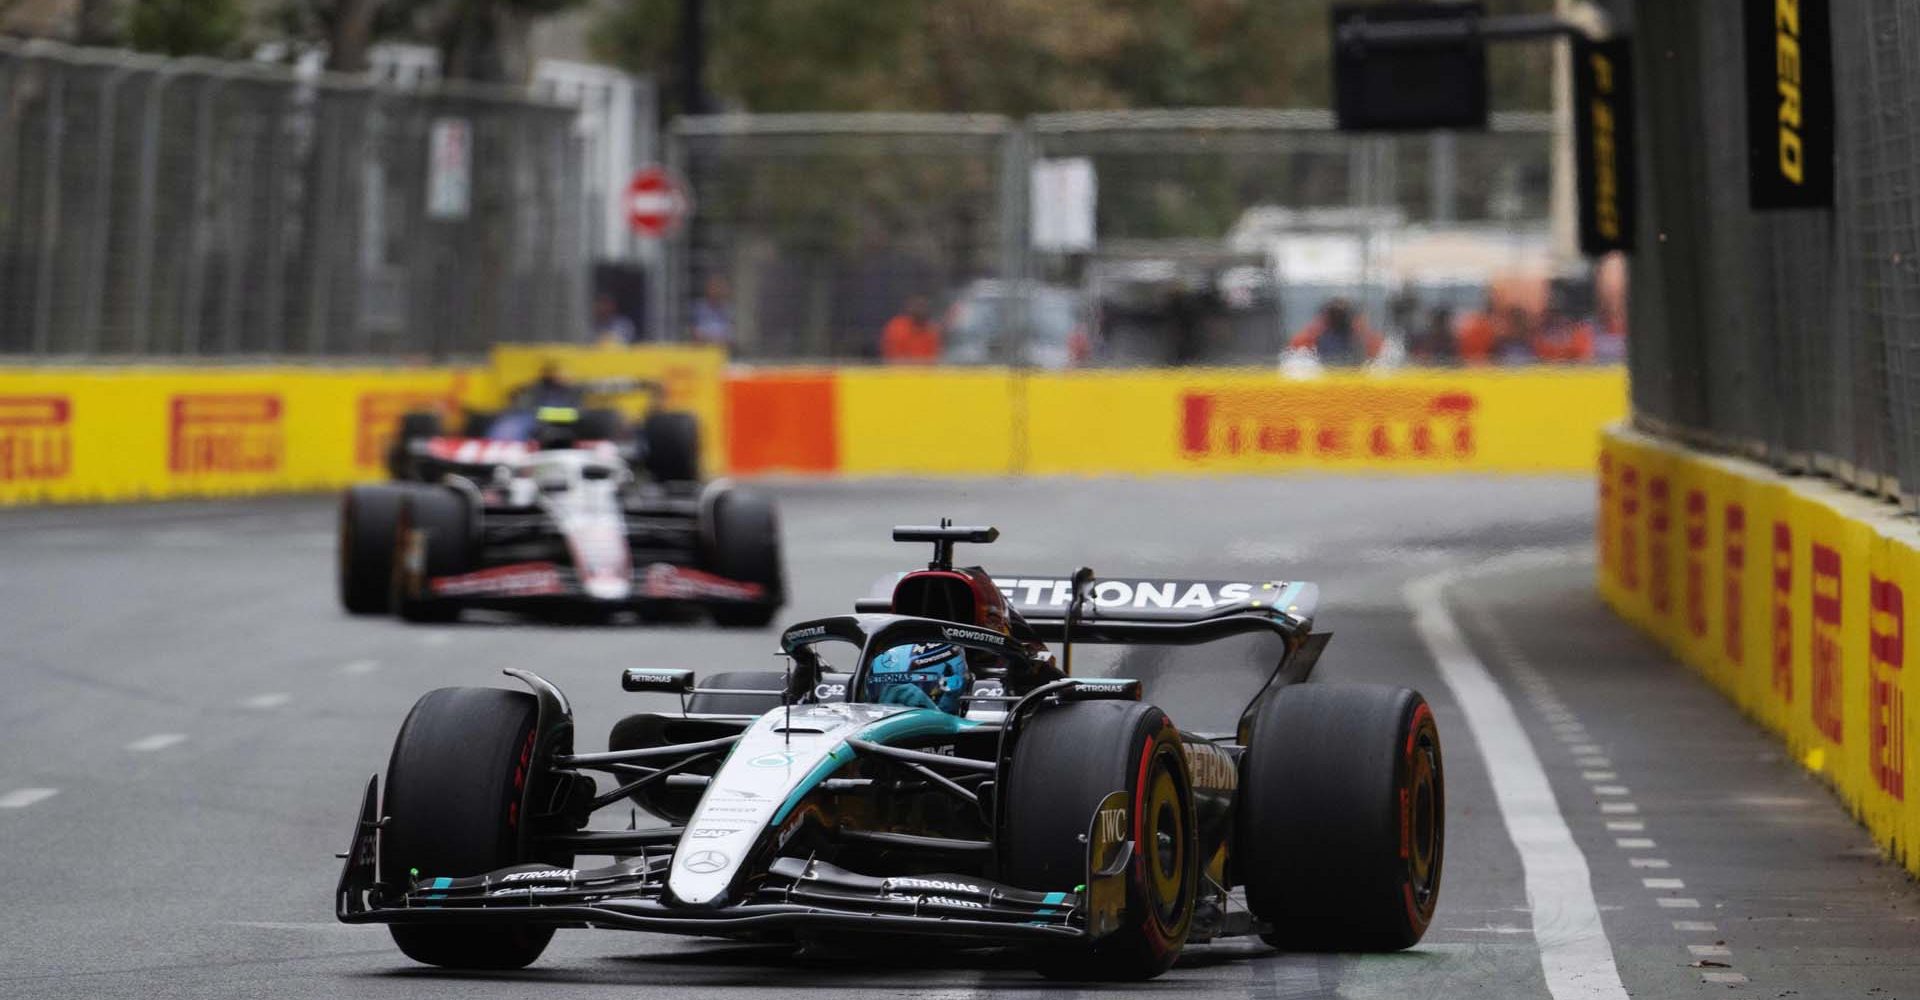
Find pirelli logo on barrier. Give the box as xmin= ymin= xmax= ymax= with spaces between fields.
xmin=1772 ymin=522 xmax=1794 ymax=701
xmin=1746 ymin=0 xmax=1834 ymax=209
xmin=1647 ymin=476 xmax=1671 ymax=617
xmin=169 ymin=393 xmax=283 ymax=476
xmin=1179 ymin=387 xmax=1474 ymax=462
xmin=1683 ymin=488 xmax=1709 ymax=639
xmin=0 ymin=395 xmax=72 ymax=483
xmin=1619 ymin=464 xmax=1640 ymax=592
xmin=1870 ymin=576 xmax=1905 ymax=800
xmin=1724 ymin=503 xmax=1747 ymax=665
xmin=355 ymin=391 xmax=457 ymax=469
xmin=1810 ymin=542 xmax=1844 ymax=743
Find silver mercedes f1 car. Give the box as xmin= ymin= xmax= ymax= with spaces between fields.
xmin=335 ymin=524 xmax=1443 ymax=980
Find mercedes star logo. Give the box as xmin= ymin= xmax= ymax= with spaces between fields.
xmin=681 ymin=850 xmax=730 ymax=874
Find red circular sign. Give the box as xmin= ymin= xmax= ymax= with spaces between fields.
xmin=625 ymin=167 xmax=689 ymax=238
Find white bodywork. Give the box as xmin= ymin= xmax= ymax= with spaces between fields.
xmin=502 ymin=447 xmax=634 ymax=600
xmin=668 ymin=702 xmax=929 ymax=906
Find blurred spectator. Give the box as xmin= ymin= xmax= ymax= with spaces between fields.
xmin=1408 ymin=305 xmax=1457 ymax=363
xmin=1387 ymin=289 xmax=1420 ymax=355
xmin=1494 ymin=306 xmax=1536 ymax=365
xmin=1455 ymin=296 xmax=1498 ymax=365
xmin=1289 ymin=298 xmax=1382 ymax=366
xmin=880 ymin=294 xmax=942 ymax=363
xmin=1532 ymin=310 xmax=1596 ymax=362
xmin=690 ymin=276 xmax=734 ymax=348
xmin=592 ymin=293 xmax=637 ymax=346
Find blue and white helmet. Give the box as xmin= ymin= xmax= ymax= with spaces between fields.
xmin=866 ymin=642 xmax=971 ymax=714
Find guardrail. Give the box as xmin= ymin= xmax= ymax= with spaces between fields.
xmin=0 ymin=353 xmax=1622 ymax=504
xmin=1599 ymin=425 xmax=1920 ymax=876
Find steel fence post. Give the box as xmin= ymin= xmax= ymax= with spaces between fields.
xmin=79 ymin=63 xmax=128 ymax=354
xmin=30 ymin=64 xmax=63 ymax=356
xmin=129 ymin=65 xmax=178 ymax=355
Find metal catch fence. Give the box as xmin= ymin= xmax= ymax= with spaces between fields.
xmin=666 ymin=108 xmax=1559 ymax=366
xmin=0 ymin=39 xmax=586 ymax=359
xmin=1628 ymin=0 xmax=1920 ymax=506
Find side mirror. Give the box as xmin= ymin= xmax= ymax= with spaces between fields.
xmin=622 ymin=668 xmax=695 ymax=694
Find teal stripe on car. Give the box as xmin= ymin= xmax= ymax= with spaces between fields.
xmin=768 ymin=709 xmax=980 ymax=826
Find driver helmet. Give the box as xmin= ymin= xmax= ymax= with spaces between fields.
xmin=531 ymin=407 xmax=582 ymax=450
xmin=866 ymin=642 xmax=971 ymax=714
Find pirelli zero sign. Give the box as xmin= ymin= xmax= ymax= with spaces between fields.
xmin=1573 ymin=36 xmax=1635 ymax=255
xmin=1746 ymin=0 xmax=1834 ymax=210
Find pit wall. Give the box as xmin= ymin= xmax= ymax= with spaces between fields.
xmin=0 ymin=354 xmax=1622 ymax=504
xmin=1598 ymin=425 xmax=1920 ymax=874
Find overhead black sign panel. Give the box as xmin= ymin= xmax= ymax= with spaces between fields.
xmin=1746 ymin=0 xmax=1833 ymax=209
xmin=1574 ymin=36 xmax=1636 ymax=255
xmin=1333 ymin=2 xmax=1490 ymax=132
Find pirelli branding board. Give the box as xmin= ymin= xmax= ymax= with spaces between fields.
xmin=1746 ymin=0 xmax=1834 ymax=209
xmin=168 ymin=393 xmax=285 ymax=476
xmin=1573 ymin=36 xmax=1635 ymax=255
xmin=0 ymin=395 xmax=73 ymax=484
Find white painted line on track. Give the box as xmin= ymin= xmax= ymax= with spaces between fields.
xmin=0 ymin=787 xmax=57 ymax=808
xmin=1656 ymin=898 xmax=1701 ymax=909
xmin=1700 ymin=972 xmax=1749 ymax=985
xmin=1672 ymin=921 xmax=1717 ymax=932
xmin=1582 ymin=771 xmax=1618 ymax=781
xmin=1686 ymin=944 xmax=1731 ymax=958
xmin=1616 ymin=838 xmax=1656 ymax=849
xmin=1605 ymin=820 xmax=1645 ymax=832
xmin=1407 ymin=553 xmax=1630 ymax=1000
xmin=1642 ymin=878 xmax=1686 ymax=890
xmin=1570 ymin=744 xmax=1603 ymax=755
xmin=1599 ymin=802 xmax=1639 ymax=814
xmin=125 ymin=733 xmax=187 ymax=752
xmin=1577 ymin=757 xmax=1612 ymax=768
xmin=1593 ymin=785 xmax=1631 ymax=796
xmin=241 ymin=693 xmax=291 ymax=710
xmin=340 ymin=659 xmax=380 ymax=676
xmin=1629 ymin=858 xmax=1671 ymax=869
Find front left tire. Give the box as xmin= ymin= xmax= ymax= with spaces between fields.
xmin=380 ymin=687 xmax=568 ymax=969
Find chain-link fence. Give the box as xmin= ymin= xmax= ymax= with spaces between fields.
xmin=0 ymin=39 xmax=587 ymax=358
xmin=666 ymin=108 xmax=1564 ymax=366
xmin=1628 ymin=0 xmax=1920 ymax=505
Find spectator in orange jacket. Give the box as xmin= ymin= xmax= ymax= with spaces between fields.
xmin=1454 ymin=297 xmax=1498 ymax=366
xmin=881 ymin=295 xmax=941 ymax=364
xmin=1288 ymin=298 xmax=1382 ymax=366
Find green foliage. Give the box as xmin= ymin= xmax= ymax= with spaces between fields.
xmin=126 ymin=0 xmax=248 ymax=56
xmin=593 ymin=0 xmax=1556 ymax=115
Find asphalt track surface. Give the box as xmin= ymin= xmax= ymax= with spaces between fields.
xmin=5 ymin=477 xmax=1920 ymax=1000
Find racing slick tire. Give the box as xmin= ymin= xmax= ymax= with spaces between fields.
xmin=704 ymin=490 xmax=784 ymax=629
xmin=391 ymin=488 xmax=475 ymax=624
xmin=461 ymin=410 xmax=496 ymax=437
xmin=1003 ymin=701 xmax=1197 ymax=981
xmin=684 ymin=670 xmax=788 ymax=715
xmin=338 ymin=484 xmax=421 ymax=614
xmin=380 ymin=687 xmax=567 ymax=970
xmin=577 ymin=407 xmax=624 ymax=443
xmin=1236 ymin=684 xmax=1443 ymax=952
xmin=641 ymin=411 xmax=701 ymax=484
xmin=386 ymin=412 xmax=443 ymax=480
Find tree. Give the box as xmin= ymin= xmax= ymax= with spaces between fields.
xmin=593 ymin=0 xmax=1556 ymax=116
xmin=126 ymin=0 xmax=246 ymax=56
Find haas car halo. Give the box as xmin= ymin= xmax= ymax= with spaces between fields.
xmin=338 ymin=407 xmax=782 ymax=626
xmin=336 ymin=524 xmax=1443 ymax=979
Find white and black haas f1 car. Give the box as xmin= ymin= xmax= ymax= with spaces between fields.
xmin=388 ymin=378 xmax=703 ymax=486
xmin=335 ymin=525 xmax=1443 ymax=980
xmin=337 ymin=424 xmax=782 ymax=627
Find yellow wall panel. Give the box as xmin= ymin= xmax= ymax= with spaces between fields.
xmin=834 ymin=369 xmax=1018 ymax=475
